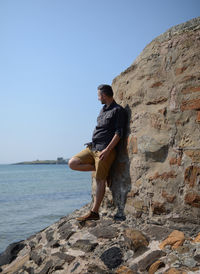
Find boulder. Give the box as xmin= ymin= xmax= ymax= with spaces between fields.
xmin=99 ymin=16 xmax=200 ymax=223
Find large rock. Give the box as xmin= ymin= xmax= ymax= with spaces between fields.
xmin=0 ymin=241 xmax=25 ymax=266
xmin=100 ymin=246 xmax=123 ymax=269
xmin=98 ymin=17 xmax=200 ymax=222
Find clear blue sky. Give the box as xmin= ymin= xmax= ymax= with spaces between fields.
xmin=0 ymin=0 xmax=199 ymax=164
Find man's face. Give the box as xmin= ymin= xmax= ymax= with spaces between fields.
xmin=98 ymin=90 xmax=106 ymax=104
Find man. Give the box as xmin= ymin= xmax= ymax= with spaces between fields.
xmin=68 ymin=84 xmax=125 ymax=221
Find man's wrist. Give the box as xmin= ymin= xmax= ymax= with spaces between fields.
xmin=106 ymin=146 xmax=112 ymax=152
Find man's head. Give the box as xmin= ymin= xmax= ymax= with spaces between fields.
xmin=98 ymin=84 xmax=113 ymax=105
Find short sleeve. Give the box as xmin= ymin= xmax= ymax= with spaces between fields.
xmin=114 ymin=107 xmax=125 ymax=138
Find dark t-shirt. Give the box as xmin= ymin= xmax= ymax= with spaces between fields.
xmin=91 ymin=100 xmax=125 ymax=151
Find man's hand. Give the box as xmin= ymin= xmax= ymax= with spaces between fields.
xmin=99 ymin=148 xmax=110 ymax=161
xmin=99 ymin=134 xmax=120 ymax=161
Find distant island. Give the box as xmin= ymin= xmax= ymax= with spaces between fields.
xmin=14 ymin=157 xmax=69 ymax=165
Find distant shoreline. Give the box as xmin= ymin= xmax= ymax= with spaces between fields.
xmin=13 ymin=158 xmax=69 ymax=165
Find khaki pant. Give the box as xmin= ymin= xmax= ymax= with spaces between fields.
xmin=73 ymin=147 xmax=116 ymax=180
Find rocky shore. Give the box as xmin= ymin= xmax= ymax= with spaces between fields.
xmin=0 ymin=203 xmax=200 ymax=273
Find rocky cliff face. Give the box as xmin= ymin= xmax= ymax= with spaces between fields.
xmin=102 ymin=17 xmax=200 ymax=223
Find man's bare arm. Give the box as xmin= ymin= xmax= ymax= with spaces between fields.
xmin=99 ymin=134 xmax=120 ymax=161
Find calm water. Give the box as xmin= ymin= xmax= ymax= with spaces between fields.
xmin=0 ymin=164 xmax=91 ymax=254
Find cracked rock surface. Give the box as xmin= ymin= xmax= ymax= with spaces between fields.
xmin=1 ymin=204 xmax=200 ymax=273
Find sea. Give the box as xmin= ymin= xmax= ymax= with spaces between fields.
xmin=0 ymin=164 xmax=91 ymax=254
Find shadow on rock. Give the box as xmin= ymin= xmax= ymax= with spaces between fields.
xmin=109 ymin=104 xmax=131 ymax=220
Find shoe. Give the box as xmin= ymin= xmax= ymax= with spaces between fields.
xmin=76 ymin=211 xmax=100 ymax=221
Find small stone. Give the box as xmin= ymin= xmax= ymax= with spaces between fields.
xmin=84 ymin=220 xmax=98 ymax=228
xmin=176 ymin=245 xmax=190 ymax=254
xmin=58 ymin=222 xmax=75 ymax=240
xmin=100 ymin=247 xmax=123 ymax=269
xmin=72 ymin=239 xmax=98 ymax=252
xmin=175 ymin=66 xmax=187 ymax=75
xmin=164 ymin=268 xmax=187 ymax=274
xmin=129 ymin=264 xmax=138 ymax=273
xmin=150 ymin=82 xmax=163 ymax=88
xmin=52 ymin=252 xmax=75 ymax=263
xmin=67 ymin=249 xmax=85 ymax=258
xmin=45 ymin=229 xmax=54 ymax=242
xmin=49 ymin=240 xmax=60 ymax=248
xmin=181 ymin=86 xmax=200 ymax=94
xmin=184 ymin=150 xmax=200 ymax=163
xmin=170 ymin=260 xmax=181 ymax=268
xmin=159 ymin=230 xmax=185 ymax=250
xmin=152 ymin=202 xmax=166 ymax=214
xmin=135 ymin=211 xmax=142 ymax=218
xmin=53 ymin=259 xmax=65 ymax=270
xmin=194 ymin=233 xmax=200 ymax=243
xmin=148 ymin=260 xmax=165 ymax=274
xmin=30 ymin=250 xmax=44 ymax=266
xmin=185 ymin=192 xmax=200 ymax=208
xmin=145 ymin=144 xmax=169 ymax=163
xmin=143 ymin=225 xmax=172 ymax=241
xmin=127 ymin=136 xmax=138 ymax=154
xmin=158 ymin=107 xmax=167 ymax=116
xmin=71 ymin=262 xmax=80 ymax=273
xmin=194 ymin=254 xmax=200 ymax=263
xmin=115 ymin=265 xmax=135 ymax=273
xmin=162 ymin=191 xmax=176 ymax=203
xmin=57 ymin=220 xmax=67 ymax=229
xmin=184 ymin=165 xmax=200 ymax=187
xmin=100 ymin=219 xmax=114 ymax=226
xmin=86 ymin=264 xmax=107 ymax=274
xmin=182 ymin=256 xmax=197 ymax=268
xmin=181 ymin=97 xmax=200 ymax=111
xmin=90 ymin=226 xmax=118 ymax=239
xmin=28 ymin=241 xmax=36 ymax=250
xmin=194 ymin=246 xmax=200 ymax=263
xmin=125 ymin=229 xmax=149 ymax=251
xmin=167 ymin=254 xmax=179 ymax=264
xmin=138 ymin=250 xmax=165 ymax=271
xmin=37 ymin=260 xmax=53 ymax=274
xmin=124 ymin=250 xmax=134 ymax=261
xmin=149 ymin=171 xmax=176 ymax=181
xmin=23 ymin=266 xmax=35 ymax=274
xmin=36 ymin=234 xmax=42 ymax=243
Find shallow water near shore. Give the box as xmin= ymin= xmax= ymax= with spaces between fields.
xmin=0 ymin=164 xmax=91 ymax=254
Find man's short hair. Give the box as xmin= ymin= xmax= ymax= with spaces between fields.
xmin=98 ymin=84 xmax=113 ymax=97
